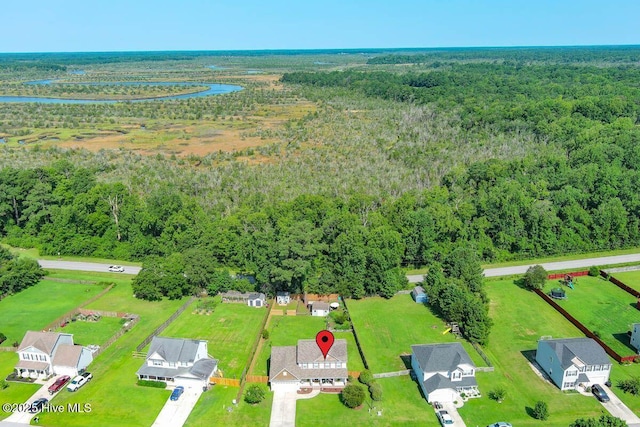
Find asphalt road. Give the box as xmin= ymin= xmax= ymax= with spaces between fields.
xmin=38 ymin=260 xmax=141 ymax=275
xmin=407 ymin=252 xmax=640 ymax=283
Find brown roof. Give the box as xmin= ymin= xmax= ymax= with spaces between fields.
xmin=18 ymin=331 xmax=66 ymax=354
xmin=15 ymin=360 xmax=49 ymax=371
xmin=269 ymin=345 xmax=348 ymax=382
xmin=52 ymin=344 xmax=82 ymax=367
xmin=312 ymin=302 xmax=330 ymax=311
xmin=297 ymin=339 xmax=347 ymax=364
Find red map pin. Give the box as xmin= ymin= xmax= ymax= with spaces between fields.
xmin=316 ymin=330 xmax=335 ymax=359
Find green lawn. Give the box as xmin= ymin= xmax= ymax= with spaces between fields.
xmin=253 ymin=315 xmax=365 ymax=376
xmin=347 ymin=295 xmax=486 ymax=373
xmin=31 ymin=277 xmax=187 ymax=427
xmin=542 ymin=275 xmax=637 ymax=356
xmin=296 ymin=376 xmax=439 ymax=427
xmin=55 ymin=317 xmax=124 ymax=347
xmin=0 ymin=352 xmax=41 ymax=421
xmin=609 ymin=270 xmax=640 ymax=292
xmin=184 ymin=385 xmax=273 ymax=427
xmin=160 ymin=298 xmax=268 ymax=378
xmin=0 ymin=280 xmax=111 ymax=345
xmin=458 ymin=278 xmax=613 ymax=426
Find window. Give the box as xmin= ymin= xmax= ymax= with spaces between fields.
xmin=566 ymin=370 xmax=577 ymax=377
xmin=335 ymin=362 xmax=342 ymax=368
xmin=153 ymin=360 xmax=162 ymax=366
xmin=313 ymin=363 xmax=319 ymax=369
xmin=324 ymin=363 xmax=331 ymax=368
xmin=563 ymin=381 xmax=575 ymax=389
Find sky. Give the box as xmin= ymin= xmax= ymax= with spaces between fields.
xmin=1 ymin=0 xmax=638 ymax=52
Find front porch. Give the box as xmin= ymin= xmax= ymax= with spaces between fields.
xmin=15 ymin=360 xmax=50 ymax=380
xmin=300 ymin=377 xmax=347 ymax=389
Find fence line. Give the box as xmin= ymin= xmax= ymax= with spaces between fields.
xmin=471 ymin=342 xmax=494 ymax=368
xmin=44 ymin=284 xmax=116 ymax=331
xmin=373 ymin=370 xmax=410 ymax=379
xmin=342 ymin=298 xmax=369 ymax=370
xmin=136 ymin=296 xmax=196 ymax=352
xmin=211 ymin=377 xmax=241 ymax=387
xmin=92 ymin=314 xmax=139 ymax=358
xmin=245 ymin=375 xmax=269 ymax=383
xmin=237 ymin=298 xmax=272 ymax=403
xmin=547 ymin=271 xmax=589 ymax=280
xmin=602 ymin=271 xmax=640 ymax=298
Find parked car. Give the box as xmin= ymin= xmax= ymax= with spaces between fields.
xmin=170 ymin=386 xmax=185 ymax=401
xmin=592 ymin=384 xmax=610 ymax=402
xmin=29 ymin=398 xmax=48 ymax=413
xmin=488 ymin=423 xmax=513 ymax=427
xmin=437 ymin=410 xmax=454 ymax=425
xmin=108 ymin=265 xmax=125 ymax=272
xmin=48 ymin=375 xmax=71 ymax=394
xmin=67 ymin=372 xmax=92 ymax=392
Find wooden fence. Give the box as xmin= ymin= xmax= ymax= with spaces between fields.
xmin=210 ymin=377 xmax=241 ymax=387
xmin=547 ymin=271 xmax=589 ymax=280
xmin=534 ymin=289 xmax=629 ymax=363
xmin=342 ymin=298 xmax=369 ymax=370
xmin=602 ymin=271 xmax=640 ymax=298
xmin=373 ymin=370 xmax=410 ymax=379
xmin=136 ymin=296 xmax=196 ymax=352
xmin=245 ymin=375 xmax=269 ymax=383
xmin=44 ymin=284 xmax=116 ymax=331
xmin=92 ymin=314 xmax=139 ymax=358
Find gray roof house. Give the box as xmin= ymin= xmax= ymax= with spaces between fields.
xmin=136 ymin=337 xmax=218 ymax=388
xmin=269 ymin=339 xmax=348 ymax=392
xmin=535 ymin=337 xmax=611 ymax=390
xmin=15 ymin=331 xmax=93 ymax=379
xmin=411 ymin=343 xmax=478 ymax=403
xmin=311 ymin=301 xmax=330 ymax=316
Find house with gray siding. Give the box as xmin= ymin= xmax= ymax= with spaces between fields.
xmin=631 ymin=323 xmax=640 ymax=353
xmin=535 ymin=337 xmax=611 ymax=391
xmin=15 ymin=331 xmax=93 ymax=379
xmin=411 ymin=342 xmax=478 ymax=403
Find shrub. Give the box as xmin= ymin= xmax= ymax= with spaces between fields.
xmin=523 ymin=265 xmax=547 ymax=290
xmin=341 ymin=383 xmax=365 ymax=408
xmin=588 ymin=266 xmax=600 ymax=277
xmin=358 ymin=369 xmax=373 ymax=386
xmin=618 ymin=377 xmax=640 ymax=395
xmin=488 ymin=387 xmax=506 ymax=402
xmin=369 ymin=381 xmax=383 ymax=401
xmin=137 ymin=380 xmax=167 ymax=388
xmin=244 ymin=384 xmax=266 ymax=404
xmin=533 ymin=400 xmax=549 ymax=420
xmin=0 ymin=379 xmax=8 ymax=390
xmin=261 ymin=329 xmax=270 ymax=340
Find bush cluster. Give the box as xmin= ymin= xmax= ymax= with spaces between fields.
xmin=137 ymin=380 xmax=167 ymax=388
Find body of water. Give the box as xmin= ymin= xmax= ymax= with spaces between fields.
xmin=0 ymin=80 xmax=242 ymax=104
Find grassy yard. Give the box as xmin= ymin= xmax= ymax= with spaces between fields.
xmin=253 ymin=315 xmax=365 ymax=376
xmin=458 ymin=278 xmax=612 ymax=426
xmin=0 ymin=280 xmax=111 ymax=345
xmin=160 ymin=298 xmax=268 ymax=379
xmin=609 ymin=270 xmax=640 ymax=292
xmin=184 ymin=384 xmax=273 ymax=427
xmin=296 ymin=376 xmax=438 ymax=426
xmin=0 ymin=352 xmax=41 ymax=421
xmin=55 ymin=317 xmax=124 ymax=347
xmin=32 ymin=276 xmax=186 ymax=427
xmin=347 ymin=295 xmax=486 ymax=373
xmin=542 ymin=275 xmax=638 ymax=356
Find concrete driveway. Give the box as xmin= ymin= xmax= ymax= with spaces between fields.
xmin=269 ymin=391 xmax=296 ymax=427
xmin=2 ymin=376 xmax=58 ymax=424
xmin=600 ymin=384 xmax=640 ymax=427
xmin=440 ymin=401 xmax=467 ymax=427
xmin=151 ymin=385 xmax=203 ymax=427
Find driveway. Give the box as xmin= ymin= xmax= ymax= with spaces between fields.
xmin=2 ymin=376 xmax=58 ymax=424
xmin=269 ymin=391 xmax=297 ymax=427
xmin=600 ymin=384 xmax=640 ymax=427
xmin=151 ymin=385 xmax=203 ymax=427
xmin=440 ymin=402 xmax=467 ymax=427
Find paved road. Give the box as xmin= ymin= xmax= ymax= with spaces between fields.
xmin=151 ymin=385 xmax=203 ymax=427
xmin=38 ymin=260 xmax=141 ymax=275
xmin=407 ymin=252 xmax=640 ymax=283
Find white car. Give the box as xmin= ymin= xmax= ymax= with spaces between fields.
xmin=108 ymin=265 xmax=125 ymax=272
xmin=67 ymin=372 xmax=92 ymax=391
xmin=437 ymin=410 xmax=454 ymax=425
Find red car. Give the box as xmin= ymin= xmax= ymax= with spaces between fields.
xmin=48 ymin=375 xmax=71 ymax=394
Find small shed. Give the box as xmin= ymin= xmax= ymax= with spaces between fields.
xmin=310 ymin=301 xmax=330 ymax=317
xmin=276 ymin=291 xmax=291 ymax=306
xmin=247 ymin=293 xmax=266 ymax=308
xmin=412 ymin=286 xmax=428 ymax=304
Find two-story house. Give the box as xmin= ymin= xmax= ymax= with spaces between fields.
xmin=631 ymin=323 xmax=640 ymax=353
xmin=15 ymin=331 xmax=93 ymax=379
xmin=136 ymin=337 xmax=218 ymax=388
xmin=411 ymin=342 xmax=478 ymax=403
xmin=535 ymin=337 xmax=611 ymax=390
xmin=269 ymin=339 xmax=348 ymax=392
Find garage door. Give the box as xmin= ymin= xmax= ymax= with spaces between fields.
xmin=174 ymin=377 xmax=204 ymax=389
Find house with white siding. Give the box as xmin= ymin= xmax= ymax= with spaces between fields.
xmin=15 ymin=331 xmax=93 ymax=379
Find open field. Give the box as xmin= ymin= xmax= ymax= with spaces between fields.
xmin=159 ymin=297 xmax=267 ymax=378
xmin=296 ymin=375 xmax=437 ymax=427
xmin=610 ymin=270 xmax=640 ymax=292
xmin=458 ymin=278 xmax=614 ymax=426
xmin=184 ymin=384 xmax=273 ymax=427
xmin=542 ymin=275 xmax=638 ymax=356
xmin=55 ymin=317 xmax=124 ymax=347
xmin=30 ymin=275 xmax=186 ymax=427
xmin=0 ymin=280 xmax=111 ymax=345
xmin=347 ymin=295 xmax=486 ymax=373
xmin=253 ymin=314 xmax=365 ymax=376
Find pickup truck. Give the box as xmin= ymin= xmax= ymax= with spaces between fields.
xmin=48 ymin=375 xmax=71 ymax=394
xmin=67 ymin=372 xmax=93 ymax=392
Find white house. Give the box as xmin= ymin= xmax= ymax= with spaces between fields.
xmin=136 ymin=337 xmax=218 ymax=388
xmin=631 ymin=324 xmax=640 ymax=353
xmin=15 ymin=331 xmax=93 ymax=379
xmin=276 ymin=291 xmax=291 ymax=305
xmin=247 ymin=292 xmax=266 ymax=307
xmin=310 ymin=301 xmax=330 ymax=317
xmin=535 ymin=337 xmax=612 ymax=391
xmin=411 ymin=343 xmax=478 ymax=403
xmin=269 ymin=339 xmax=348 ymax=392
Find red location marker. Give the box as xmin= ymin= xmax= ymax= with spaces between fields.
xmin=316 ymin=330 xmax=335 ymax=359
